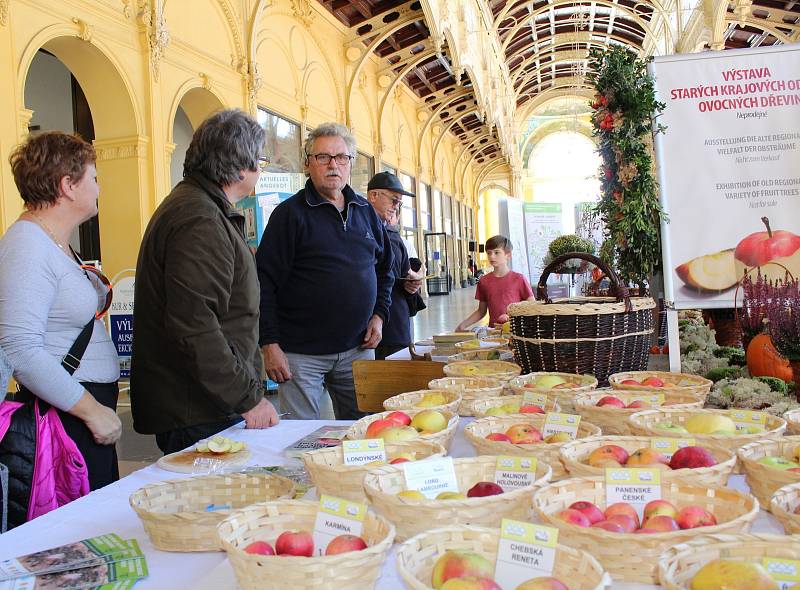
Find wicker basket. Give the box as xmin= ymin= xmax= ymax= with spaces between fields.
xmin=217 ymin=500 xmax=395 ymax=590
xmin=442 ymin=360 xmax=522 ymax=382
xmin=658 ymin=533 xmax=800 ymax=590
xmin=428 ymin=376 xmax=506 ymax=417
xmin=507 ymin=372 xmax=599 ymax=414
xmin=769 ymin=481 xmax=800 ymax=534
xmin=572 ymin=389 xmax=705 ymax=435
xmin=447 ymin=349 xmax=515 ymax=363
xmin=464 ymin=415 xmax=601 ymax=479
xmin=453 ymin=339 xmax=508 ymax=352
xmin=609 ymin=370 xmax=713 ymax=399
xmin=470 ymin=395 xmax=561 ymax=418
xmin=533 ymin=476 xmax=759 ymax=584
xmin=346 ymin=409 xmax=458 ymax=451
xmin=302 ymin=439 xmax=446 ymax=502
xmin=509 ymin=253 xmax=655 ymax=386
xmin=362 ymin=456 xmax=552 ymax=541
xmin=559 ymin=435 xmax=736 ymax=487
xmin=784 ymin=408 xmax=800 ymax=435
xmin=627 ymin=408 xmax=787 ymax=473
xmin=129 ymin=473 xmax=295 ymax=552
xmin=396 ymin=525 xmax=612 ymax=590
xmin=382 ymin=389 xmax=461 ymax=415
xmin=737 ymin=436 xmax=800 ymax=512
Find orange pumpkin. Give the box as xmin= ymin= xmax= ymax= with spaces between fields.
xmin=746 ymin=333 xmax=793 ymax=382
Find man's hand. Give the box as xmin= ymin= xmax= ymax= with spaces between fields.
xmin=262 ymin=343 xmax=292 ymax=383
xmin=242 ymin=397 xmax=280 ymax=429
xmin=361 ymin=314 xmax=383 ymax=349
xmin=404 ymin=278 xmax=422 ymax=294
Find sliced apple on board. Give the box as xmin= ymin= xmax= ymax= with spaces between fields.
xmin=675 ymin=249 xmax=737 ymax=291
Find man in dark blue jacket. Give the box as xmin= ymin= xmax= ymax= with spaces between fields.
xmin=256 ymin=123 xmax=393 ymax=419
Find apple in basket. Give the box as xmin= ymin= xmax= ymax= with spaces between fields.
xmin=411 ymin=410 xmax=448 ymax=434
xmin=626 ymin=448 xmax=670 ymax=469
xmin=325 ymin=534 xmax=367 ymax=555
xmin=676 ymin=505 xmax=717 ymax=529
xmin=587 ymin=445 xmax=629 ymax=467
xmin=620 ymin=379 xmax=640 ymax=385
xmin=656 ymin=421 xmax=690 ymax=434
xmin=505 ymin=424 xmax=543 ymax=444
xmin=685 ymin=414 xmax=736 ymax=435
xmin=275 ymin=530 xmax=314 ymax=557
xmin=437 ymin=491 xmax=468 ymax=500
xmin=379 ymin=426 xmax=419 ymax=442
xmin=386 ymin=411 xmax=412 ymax=426
xmin=467 ymin=482 xmax=504 ymax=498
xmin=532 ymin=375 xmax=567 ymax=389
xmin=519 ymin=404 xmax=545 ymax=414
xmin=691 ymin=559 xmax=779 ymax=590
xmin=514 ymin=577 xmax=570 ymax=590
xmin=606 ymin=514 xmax=638 ymax=533
xmin=640 ymin=376 xmax=665 ymax=387
xmin=591 ymin=520 xmax=625 ymax=533
xmin=396 ymin=490 xmax=426 ymax=500
xmin=669 ymin=446 xmax=718 ymax=469
xmin=756 ymin=456 xmax=800 ymax=471
xmin=605 ymin=502 xmax=641 ymax=528
xmin=440 ymin=577 xmax=502 ymax=590
xmin=596 ymin=395 xmax=625 ymax=408
xmin=416 ymin=392 xmax=448 ymax=408
xmin=639 ymin=514 xmax=680 ymax=533
xmin=365 ymin=418 xmax=396 ymax=438
xmin=626 ymin=400 xmax=650 ymax=409
xmin=389 ymin=452 xmax=417 ymax=464
xmin=432 ymin=550 xmax=495 ymax=589
xmin=485 ymin=432 xmax=512 ymax=442
xmin=244 ymin=540 xmax=275 ymax=555
xmin=544 ymin=432 xmax=571 ymax=444
xmin=567 ymin=501 xmax=605 ymax=524
xmin=643 ymin=499 xmax=679 ymax=521
xmin=556 ymin=508 xmax=591 ymax=527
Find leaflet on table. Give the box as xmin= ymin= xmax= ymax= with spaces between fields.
xmin=0 ymin=556 xmax=148 ymax=590
xmin=0 ymin=535 xmax=142 ymax=581
xmin=282 ymin=425 xmax=350 ymax=459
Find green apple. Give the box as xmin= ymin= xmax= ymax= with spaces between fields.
xmin=485 ymin=407 xmax=508 ymax=417
xmin=757 ymin=456 xmax=800 ymax=471
xmin=741 ymin=425 xmax=765 ymax=434
xmin=655 ymin=422 xmax=689 ymax=434
xmin=534 ymin=375 xmax=567 ymax=389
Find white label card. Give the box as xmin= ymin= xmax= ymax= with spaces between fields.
xmin=312 ymin=495 xmax=366 ymax=556
xmin=522 ymin=391 xmax=550 ymax=409
xmin=495 ymin=456 xmax=538 ymax=491
xmin=763 ymin=557 xmax=800 ymax=588
xmin=494 ymin=519 xmax=559 ymax=590
xmin=650 ymin=437 xmax=696 ymax=460
xmin=542 ymin=412 xmax=581 ymax=439
xmin=605 ymin=468 xmax=662 ymax=521
xmin=731 ymin=410 xmax=768 ymax=433
xmin=341 ymin=439 xmax=387 ymax=466
xmin=402 ymin=456 xmax=459 ymax=499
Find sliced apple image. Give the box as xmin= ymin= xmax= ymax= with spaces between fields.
xmin=675 ymin=249 xmax=737 ymax=291
xmin=734 ymin=217 xmax=800 ymax=283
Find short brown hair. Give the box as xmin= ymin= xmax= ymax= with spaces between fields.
xmin=9 ymin=131 xmax=96 ymax=209
xmin=485 ymin=235 xmax=511 ymax=253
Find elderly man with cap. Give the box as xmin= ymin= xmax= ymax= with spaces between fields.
xmin=366 ymin=172 xmax=426 ymax=360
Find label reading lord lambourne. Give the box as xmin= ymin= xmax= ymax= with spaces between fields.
xmin=650 ymin=437 xmax=696 ymax=460
xmin=312 ymin=495 xmax=366 ymax=556
xmin=494 ymin=519 xmax=558 ymax=590
xmin=763 ymin=557 xmax=800 ymax=589
xmin=495 ymin=456 xmax=538 ymax=491
xmin=402 ymin=457 xmax=458 ymax=499
xmin=341 ymin=439 xmax=386 ymax=466
xmin=542 ymin=412 xmax=581 ymax=439
xmin=605 ymin=468 xmax=662 ymax=521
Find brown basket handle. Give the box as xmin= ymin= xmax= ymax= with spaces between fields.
xmin=537 ymin=252 xmax=631 ymax=310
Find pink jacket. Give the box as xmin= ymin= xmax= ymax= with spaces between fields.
xmin=0 ymin=400 xmax=89 ymax=521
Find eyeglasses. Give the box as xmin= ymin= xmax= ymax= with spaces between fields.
xmin=307 ymin=153 xmax=353 ymax=166
xmin=81 ymin=265 xmax=113 ymax=319
xmin=257 ymin=156 xmax=270 ymax=171
xmin=382 ymin=194 xmax=403 ymax=208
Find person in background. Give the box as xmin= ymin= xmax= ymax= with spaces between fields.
xmin=366 ymin=172 xmax=425 ymax=359
xmin=455 ymin=234 xmax=535 ymax=330
xmin=467 ymin=254 xmax=478 ymax=278
xmin=131 ymin=109 xmax=279 ymax=455
xmin=257 ymin=123 xmax=393 ymax=420
xmin=0 ymin=131 xmax=122 ymax=489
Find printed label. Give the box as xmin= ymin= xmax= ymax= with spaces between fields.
xmin=494 ymin=519 xmax=558 ymax=590
xmin=341 ymin=439 xmax=387 ymax=466
xmin=495 ymin=456 xmax=538 ymax=491
xmin=402 ymin=457 xmax=459 ymax=499
xmin=312 ymin=495 xmax=366 ymax=556
xmin=605 ymin=468 xmax=662 ymax=521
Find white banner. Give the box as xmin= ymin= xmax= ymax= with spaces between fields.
xmin=652 ymin=45 xmax=800 ymax=309
xmin=523 ymin=203 xmax=563 ymax=286
xmin=499 ymin=197 xmax=531 ymax=280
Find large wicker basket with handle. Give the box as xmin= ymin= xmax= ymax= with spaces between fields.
xmin=508 ymin=252 xmax=655 ymax=385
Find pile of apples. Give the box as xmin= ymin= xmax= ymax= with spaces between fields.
xmin=243 ymin=531 xmax=367 ymax=557
xmin=690 ymin=558 xmax=799 ymax=590
xmin=522 ymin=375 xmax=581 ymax=390
xmin=484 ymin=401 xmax=546 ymax=417
xmin=585 ymin=444 xmax=718 ymax=470
xmin=595 ymin=395 xmax=653 ymax=410
xmin=396 ymin=481 xmax=505 ymax=502
xmin=655 ymin=413 xmax=764 ymax=436
xmin=429 ymin=550 xmax=569 ymax=589
xmin=485 ymin=424 xmax=571 ymax=445
xmin=557 ymin=498 xmax=717 ymax=533
xmin=364 ymin=409 xmax=449 ymax=442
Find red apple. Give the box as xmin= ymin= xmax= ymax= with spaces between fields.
xmin=431 ymin=551 xmax=494 ymax=589
xmin=389 ymin=457 xmax=412 ymax=464
xmin=515 ymin=577 xmax=570 ymax=590
xmin=385 ymin=411 xmax=412 ymax=427
xmin=505 ymin=424 xmax=543 ymax=444
xmin=626 ymin=448 xmax=670 ymax=468
xmin=485 ymin=432 xmax=512 ymax=442
xmin=275 ymin=530 xmax=314 ymax=557
xmin=676 ymin=505 xmax=717 ymax=529
xmin=620 ymin=379 xmax=640 ymax=385
xmin=607 ymin=514 xmax=637 ymax=533
xmin=604 ymin=503 xmax=640 ymax=528
xmin=519 ymin=404 xmax=545 ymax=414
xmin=794 ymin=503 xmax=800 ymax=515
xmin=556 ymin=508 xmax=591 ymax=527
xmin=596 ymin=396 xmax=625 ymax=408
xmin=626 ymin=400 xmax=650 ymax=409
xmin=440 ymin=577 xmax=502 ymax=590
xmin=365 ymin=418 xmax=395 ymax=438
xmin=244 ymin=540 xmax=275 ymax=555
xmin=467 ymin=481 xmax=505 ymax=498
xmin=587 ymin=444 xmax=629 ymax=467
xmin=640 ymin=376 xmax=665 ymax=387
xmin=591 ymin=520 xmax=625 ymax=533
xmin=568 ymin=501 xmax=605 ymax=524
xmin=643 ymin=499 xmax=679 ymax=521
xmin=325 ymin=534 xmax=367 ymax=555
xmin=669 ymin=446 xmax=718 ymax=470
xmin=640 ymin=515 xmax=680 ymax=532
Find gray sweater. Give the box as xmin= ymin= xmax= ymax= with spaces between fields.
xmin=0 ymin=221 xmax=119 ymax=410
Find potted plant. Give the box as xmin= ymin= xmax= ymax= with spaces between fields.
xmin=543 ymin=234 xmax=596 ymax=274
xmin=765 ymin=276 xmax=800 ymax=395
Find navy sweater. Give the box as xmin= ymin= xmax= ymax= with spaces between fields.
xmin=256 ymin=180 xmax=394 ymax=355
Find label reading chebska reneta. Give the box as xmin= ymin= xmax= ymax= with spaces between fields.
xmin=494 ymin=519 xmax=559 ymax=590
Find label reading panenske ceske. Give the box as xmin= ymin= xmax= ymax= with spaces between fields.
xmin=494 ymin=519 xmax=559 ymax=590
xmin=541 ymin=412 xmax=581 ymax=439
xmin=402 ymin=456 xmax=459 ymax=499
xmin=341 ymin=438 xmax=387 ymax=466
xmin=495 ymin=456 xmax=538 ymax=491
xmin=605 ymin=468 xmax=662 ymax=521
xmin=312 ymin=495 xmax=366 ymax=556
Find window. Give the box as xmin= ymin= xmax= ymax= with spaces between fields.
xmin=432 ymin=188 xmax=443 ymax=232
xmin=419 ymin=183 xmax=432 ymax=231
xmin=351 ymin=151 xmax=374 ymax=195
xmin=257 ymin=108 xmax=301 ymax=173
xmin=443 ymin=194 xmax=452 ymax=235
xmin=398 ymin=171 xmax=416 ymax=232
xmin=381 ymin=162 xmax=397 ymax=175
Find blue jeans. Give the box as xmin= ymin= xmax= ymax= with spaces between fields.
xmin=279 ymin=346 xmax=374 ymax=420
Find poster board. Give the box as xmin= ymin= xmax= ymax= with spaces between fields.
xmin=498 ymin=197 xmax=530 ymax=280
xmin=236 ymin=172 xmax=306 ymax=248
xmin=652 ymin=45 xmax=800 ymax=309
xmin=108 ymin=273 xmax=135 ymax=378
xmin=523 ymin=203 xmax=563 ymax=285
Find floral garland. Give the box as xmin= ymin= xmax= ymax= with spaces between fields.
xmin=587 ymin=45 xmax=667 ymax=286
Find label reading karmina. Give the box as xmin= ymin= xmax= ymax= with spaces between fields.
xmin=605 ymin=468 xmax=662 ymax=521
xmin=542 ymin=412 xmax=581 ymax=439
xmin=402 ymin=456 xmax=459 ymax=499
xmin=731 ymin=410 xmax=768 ymax=433
xmin=650 ymin=437 xmax=696 ymax=460
xmin=762 ymin=557 xmax=800 ymax=588
xmin=312 ymin=495 xmax=366 ymax=556
xmin=494 ymin=519 xmax=559 ymax=590
xmin=522 ymin=391 xmax=550 ymax=409
xmin=341 ymin=439 xmax=386 ymax=466
xmin=495 ymin=456 xmax=538 ymax=491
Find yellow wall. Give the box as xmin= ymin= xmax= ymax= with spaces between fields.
xmin=0 ymin=0 xmax=478 ymax=279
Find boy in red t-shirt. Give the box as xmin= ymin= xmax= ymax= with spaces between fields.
xmin=456 ymin=235 xmax=535 ymax=330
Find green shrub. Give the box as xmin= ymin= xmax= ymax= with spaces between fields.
xmin=755 ymin=376 xmax=789 ymax=395
xmin=705 ymin=367 xmax=742 ymax=382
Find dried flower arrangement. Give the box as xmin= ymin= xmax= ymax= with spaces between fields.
xmin=706 ymin=377 xmax=799 ymax=416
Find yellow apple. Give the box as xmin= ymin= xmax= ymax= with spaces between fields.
xmin=397 ymin=490 xmax=426 ymax=500
xmin=485 ymin=406 xmax=509 ymax=417
xmin=544 ymin=432 xmax=571 ymax=443
xmin=691 ymin=559 xmax=778 ymax=590
xmin=436 ymin=491 xmax=467 ymax=500
xmin=534 ymin=375 xmax=567 ymax=389
xmin=685 ymin=414 xmax=736 ymax=435
xmin=411 ymin=410 xmax=448 ymax=434
xmin=416 ymin=392 xmax=448 ymax=408
xmin=500 ymin=402 xmax=522 ymax=413
xmin=379 ymin=425 xmax=419 ymax=442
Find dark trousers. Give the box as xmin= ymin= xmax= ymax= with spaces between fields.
xmin=374 ymin=343 xmax=406 ymax=360
xmin=155 ymin=417 xmax=242 ymax=455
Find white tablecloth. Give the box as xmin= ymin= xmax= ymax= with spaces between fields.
xmin=0 ymin=419 xmax=785 ymax=589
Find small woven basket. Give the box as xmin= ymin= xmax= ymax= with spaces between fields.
xmin=428 ymin=376 xmax=506 ymax=417
xmin=396 ymin=525 xmax=612 ymax=590
xmin=507 ymin=372 xmax=599 ymax=414
xmin=608 ymin=371 xmax=713 ymax=399
xmin=447 ymin=349 xmax=515 ymax=363
xmin=302 ymin=439 xmax=446 ymax=502
xmin=657 ymin=533 xmax=800 ymax=590
xmin=533 ymin=476 xmax=759 ymax=584
xmin=769 ymin=480 xmax=800 ymax=533
xmin=442 ymin=360 xmax=522 ymax=381
xmin=346 ymin=409 xmax=459 ymax=451
xmin=572 ymin=389 xmax=705 ymax=435
xmin=382 ymin=389 xmax=461 ymax=415
xmin=784 ymin=408 xmax=800 ymax=435
xmin=628 ymin=408 xmax=787 ymax=472
xmin=737 ymin=436 xmax=800 ymax=512
xmin=470 ymin=395 xmax=561 ymax=418
xmin=463 ymin=415 xmax=601 ymax=479
xmin=129 ymin=473 xmax=295 ymax=552
xmin=362 ymin=455 xmax=552 ymax=541
xmin=453 ymin=338 xmax=508 ymax=352
xmin=559 ymin=435 xmax=736 ymax=488
xmin=217 ymin=500 xmax=395 ymax=590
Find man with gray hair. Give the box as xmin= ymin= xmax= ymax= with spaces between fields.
xmin=131 ymin=109 xmax=279 ymax=454
xmin=257 ymin=123 xmax=393 ymax=419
